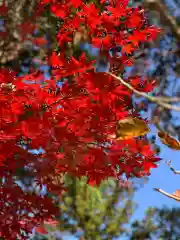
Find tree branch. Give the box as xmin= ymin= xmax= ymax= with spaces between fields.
xmin=144 ymin=0 xmax=180 ymax=42
xmin=154 ymin=188 xmax=180 ymax=202
xmin=108 ymin=72 xmax=180 ymax=111
xmin=166 ymin=160 xmax=180 ymax=175
xmin=155 ymin=96 xmax=180 ymax=103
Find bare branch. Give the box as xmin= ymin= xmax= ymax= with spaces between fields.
xmin=154 ymin=188 xmax=180 ymax=202
xmin=166 ymin=160 xmax=180 ymax=175
xmin=108 ymin=72 xmax=180 ymax=111
xmin=144 ymin=0 xmax=180 ymax=42
xmin=156 ymin=97 xmax=180 ymax=103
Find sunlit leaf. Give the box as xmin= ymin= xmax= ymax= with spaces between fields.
xmin=115 ymin=117 xmax=150 ymax=140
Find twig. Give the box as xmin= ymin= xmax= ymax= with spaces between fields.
xmin=155 ymin=96 xmax=180 ymax=103
xmin=166 ymin=160 xmax=180 ymax=175
xmin=144 ymin=0 xmax=180 ymax=42
xmin=154 ymin=188 xmax=180 ymax=201
xmin=108 ymin=72 xmax=180 ymax=111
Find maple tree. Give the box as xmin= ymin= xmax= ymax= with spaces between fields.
xmin=0 ymin=0 xmax=163 ymax=239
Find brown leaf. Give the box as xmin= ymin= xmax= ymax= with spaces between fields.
xmin=158 ymin=132 xmax=180 ymax=150
xmin=172 ymin=189 xmax=180 ymax=198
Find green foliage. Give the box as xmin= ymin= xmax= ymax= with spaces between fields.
xmin=128 ymin=206 xmax=180 ymax=240
xmin=56 ymin=176 xmax=135 ymax=239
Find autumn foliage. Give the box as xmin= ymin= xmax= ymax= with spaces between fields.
xmin=0 ymin=0 xmax=161 ymax=239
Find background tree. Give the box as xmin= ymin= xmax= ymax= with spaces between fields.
xmin=127 ymin=0 xmax=180 ymax=139
xmin=33 ymin=177 xmax=180 ymax=240
xmin=32 ymin=176 xmax=137 ymax=240
xmin=128 ymin=206 xmax=180 ymax=240
xmin=0 ymin=0 xmax=58 ymax=73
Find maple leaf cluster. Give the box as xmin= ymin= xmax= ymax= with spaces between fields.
xmin=0 ymin=0 xmax=161 ymax=239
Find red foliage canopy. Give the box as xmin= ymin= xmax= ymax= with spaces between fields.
xmin=0 ymin=0 xmax=161 ymax=239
